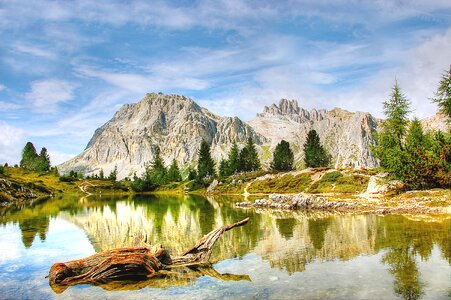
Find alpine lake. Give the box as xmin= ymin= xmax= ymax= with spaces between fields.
xmin=0 ymin=194 xmax=450 ymax=300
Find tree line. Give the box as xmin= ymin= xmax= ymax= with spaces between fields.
xmin=372 ymin=66 xmax=451 ymax=189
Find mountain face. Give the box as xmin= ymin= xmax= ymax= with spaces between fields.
xmin=59 ymin=94 xmax=382 ymax=179
xmin=248 ymin=99 xmax=380 ymax=169
xmin=58 ymin=93 xmax=266 ymax=179
xmin=421 ymin=112 xmax=450 ymax=133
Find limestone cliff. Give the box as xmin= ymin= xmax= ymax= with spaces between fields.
xmin=58 ymin=93 xmax=266 ymax=179
xmin=248 ymin=99 xmax=380 ymax=169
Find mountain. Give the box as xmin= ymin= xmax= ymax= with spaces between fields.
xmin=248 ymin=99 xmax=380 ymax=169
xmin=59 ymin=94 xmax=382 ymax=179
xmin=58 ymin=93 xmax=266 ymax=179
xmin=421 ymin=112 xmax=450 ymax=133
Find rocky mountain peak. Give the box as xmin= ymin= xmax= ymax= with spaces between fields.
xmin=258 ymin=98 xmax=327 ymax=123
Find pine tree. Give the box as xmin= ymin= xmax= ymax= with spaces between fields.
xmin=303 ymin=130 xmax=330 ymax=168
xmin=432 ymin=65 xmax=451 ymax=123
xmin=219 ymin=159 xmax=229 ymax=177
xmin=99 ymin=169 xmax=104 ymax=180
xmin=20 ymin=142 xmax=38 ymax=170
xmin=372 ymin=81 xmax=411 ymax=176
xmin=405 ymin=118 xmax=424 ymax=150
xmin=108 ymin=165 xmax=118 ymax=181
xmin=148 ymin=146 xmax=168 ymax=185
xmin=271 ymin=140 xmax=294 ymax=171
xmin=197 ymin=140 xmax=215 ymax=180
xmin=36 ymin=147 xmax=51 ymax=172
xmin=383 ymin=80 xmax=411 ymax=147
xmin=238 ymin=137 xmax=261 ymax=172
xmin=228 ymin=141 xmax=240 ymax=174
xmin=167 ymin=159 xmax=182 ymax=182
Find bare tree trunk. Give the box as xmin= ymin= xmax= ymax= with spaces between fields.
xmin=48 ymin=217 xmax=250 ymax=291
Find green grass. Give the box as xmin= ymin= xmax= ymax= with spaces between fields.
xmin=308 ymin=171 xmax=369 ymax=194
xmin=248 ymin=173 xmax=312 ymax=194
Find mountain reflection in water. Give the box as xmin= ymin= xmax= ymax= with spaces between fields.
xmin=0 ymin=194 xmax=450 ymax=299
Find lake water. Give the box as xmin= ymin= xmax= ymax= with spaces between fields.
xmin=0 ymin=194 xmax=450 ymax=299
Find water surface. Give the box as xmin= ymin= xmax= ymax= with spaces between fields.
xmin=0 ymin=194 xmax=450 ymax=299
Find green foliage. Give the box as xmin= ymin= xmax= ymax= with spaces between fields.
xmin=19 ymin=142 xmax=52 ymax=173
xmin=219 ymin=159 xmax=229 ymax=177
xmin=303 ymin=130 xmax=330 ymax=168
xmin=248 ymin=173 xmax=312 ymax=194
xmin=271 ymin=140 xmax=294 ymax=171
xmin=167 ymin=159 xmax=182 ymax=182
xmin=0 ymin=165 xmax=4 ymax=175
xmin=309 ymin=171 xmax=368 ymax=194
xmin=238 ymin=137 xmax=261 ymax=172
xmin=228 ymin=142 xmax=240 ymax=174
xmin=372 ymin=78 xmax=451 ymax=189
xmin=432 ymin=65 xmax=451 ymax=123
xmin=99 ymin=169 xmax=104 ymax=180
xmin=383 ymin=81 xmax=411 ymax=145
xmin=187 ymin=167 xmax=197 ymax=181
xmin=197 ymin=140 xmax=216 ymax=180
xmin=108 ymin=166 xmax=118 ymax=181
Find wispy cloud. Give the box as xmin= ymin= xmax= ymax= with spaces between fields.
xmin=12 ymin=42 xmax=55 ymax=59
xmin=25 ymin=79 xmax=76 ymax=113
xmin=0 ymin=84 xmax=5 ymax=91
xmin=0 ymin=122 xmax=26 ymax=164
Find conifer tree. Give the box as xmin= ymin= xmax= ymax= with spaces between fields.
xmin=238 ymin=137 xmax=261 ymax=172
xmin=148 ymin=146 xmax=168 ymax=185
xmin=303 ymin=130 xmax=330 ymax=168
xmin=36 ymin=147 xmax=51 ymax=172
xmin=271 ymin=140 xmax=294 ymax=171
xmin=197 ymin=140 xmax=215 ymax=180
xmin=20 ymin=142 xmax=38 ymax=170
xmin=228 ymin=141 xmax=240 ymax=174
xmin=108 ymin=165 xmax=118 ymax=181
xmin=99 ymin=169 xmax=104 ymax=180
xmin=432 ymin=65 xmax=451 ymax=123
xmin=219 ymin=159 xmax=229 ymax=177
xmin=167 ymin=159 xmax=182 ymax=182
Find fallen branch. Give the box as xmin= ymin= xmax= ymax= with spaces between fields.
xmin=48 ymin=217 xmax=250 ymax=292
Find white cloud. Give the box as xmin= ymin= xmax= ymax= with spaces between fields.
xmin=0 ymin=83 xmax=5 ymax=91
xmin=0 ymin=122 xmax=26 ymax=165
xmin=0 ymin=101 xmax=21 ymax=111
xmin=48 ymin=151 xmax=76 ymax=165
xmin=12 ymin=42 xmax=55 ymax=59
xmin=25 ymin=79 xmax=76 ymax=112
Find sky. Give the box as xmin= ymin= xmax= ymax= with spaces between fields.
xmin=1 ymin=0 xmax=451 ymax=165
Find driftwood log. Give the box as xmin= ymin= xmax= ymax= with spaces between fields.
xmin=48 ymin=217 xmax=250 ymax=292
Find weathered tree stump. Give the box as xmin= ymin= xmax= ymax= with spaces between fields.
xmin=48 ymin=217 xmax=250 ymax=292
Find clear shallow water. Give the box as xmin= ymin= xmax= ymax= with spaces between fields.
xmin=0 ymin=194 xmax=450 ymax=300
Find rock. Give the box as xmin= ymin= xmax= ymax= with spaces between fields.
xmin=248 ymin=99 xmax=380 ymax=169
xmin=421 ymin=112 xmax=450 ymax=133
xmin=206 ymin=179 xmax=219 ymax=193
xmin=365 ymin=173 xmax=405 ymax=195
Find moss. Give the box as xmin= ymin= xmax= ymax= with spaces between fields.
xmin=248 ymin=173 xmax=312 ymax=194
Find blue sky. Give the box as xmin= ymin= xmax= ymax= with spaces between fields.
xmin=1 ymin=0 xmax=451 ymax=165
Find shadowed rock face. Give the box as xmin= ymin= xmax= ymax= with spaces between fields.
xmin=58 ymin=94 xmax=387 ymax=178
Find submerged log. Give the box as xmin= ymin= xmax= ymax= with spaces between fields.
xmin=48 ymin=217 xmax=250 ymax=292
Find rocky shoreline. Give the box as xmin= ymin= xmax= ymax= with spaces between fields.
xmin=236 ymin=192 xmax=451 ymax=215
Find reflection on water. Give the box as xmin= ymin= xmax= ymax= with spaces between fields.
xmin=0 ymin=194 xmax=450 ymax=299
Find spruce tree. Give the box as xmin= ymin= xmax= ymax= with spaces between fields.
xmin=238 ymin=137 xmax=261 ymax=172
xmin=271 ymin=140 xmax=294 ymax=171
xmin=99 ymin=169 xmax=104 ymax=179
xmin=383 ymin=80 xmax=411 ymax=147
xmin=36 ymin=147 xmax=51 ymax=172
xmin=432 ymin=65 xmax=451 ymax=123
xmin=303 ymin=130 xmax=330 ymax=168
xmin=167 ymin=159 xmax=182 ymax=182
xmin=219 ymin=159 xmax=229 ymax=177
xmin=20 ymin=142 xmax=38 ymax=170
xmin=197 ymin=140 xmax=215 ymax=180
xmin=228 ymin=141 xmax=240 ymax=174
xmin=148 ymin=146 xmax=168 ymax=185
xmin=372 ymin=81 xmax=411 ymax=176
xmin=108 ymin=165 xmax=118 ymax=181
